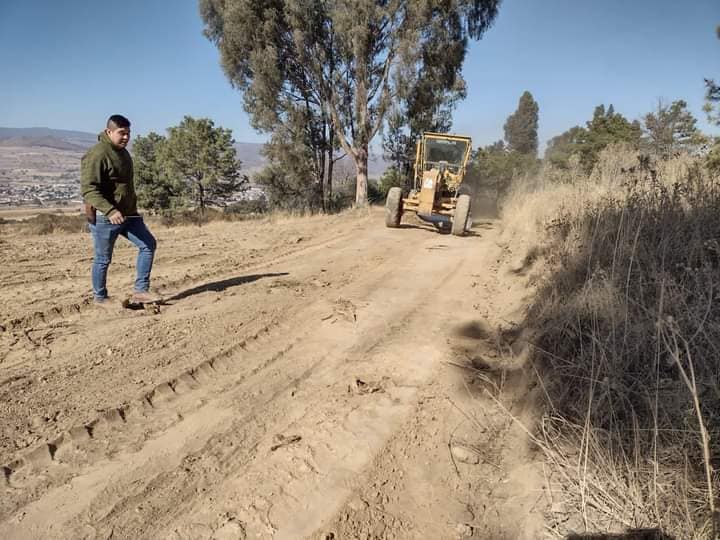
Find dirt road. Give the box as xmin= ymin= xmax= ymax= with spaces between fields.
xmin=0 ymin=209 xmax=545 ymax=539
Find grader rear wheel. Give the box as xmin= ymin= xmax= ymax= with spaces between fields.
xmin=385 ymin=187 xmax=403 ymax=228
xmin=451 ymin=194 xmax=471 ymax=236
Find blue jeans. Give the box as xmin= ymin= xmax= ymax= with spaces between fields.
xmin=90 ymin=215 xmax=157 ymax=300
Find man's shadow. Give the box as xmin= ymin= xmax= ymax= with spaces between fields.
xmin=166 ymin=272 xmax=289 ymax=302
xmin=566 ymin=530 xmax=675 ymax=540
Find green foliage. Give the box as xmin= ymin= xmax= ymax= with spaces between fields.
xmin=200 ymin=0 xmax=500 ymax=206
xmin=377 ymin=166 xmax=408 ymax=199
xmin=544 ymin=126 xmax=585 ymax=169
xmin=159 ymin=116 xmax=246 ymax=215
xmin=367 ymin=180 xmax=383 ymax=205
xmin=133 ymin=132 xmax=181 ymax=211
xmin=255 ymin=163 xmax=321 ymax=212
xmin=133 ymin=117 xmax=246 ymax=215
xmin=703 ymin=25 xmax=720 ymax=126
xmin=467 ymin=140 xmax=539 ymax=199
xmin=544 ymin=105 xmax=641 ymax=173
xmin=707 ymin=138 xmax=720 ymax=174
xmin=704 ymin=79 xmax=720 ymax=126
xmin=382 ymin=109 xmax=414 ymax=180
xmin=643 ymin=99 xmax=704 ymax=157
xmin=255 ymin=120 xmax=324 ymax=211
xmin=579 ymin=105 xmax=642 ymax=172
xmin=503 ymin=91 xmax=539 ymax=156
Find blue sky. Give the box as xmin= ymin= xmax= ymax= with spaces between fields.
xmin=0 ymin=0 xmax=718 ymax=151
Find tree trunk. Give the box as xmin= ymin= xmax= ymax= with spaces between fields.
xmin=319 ymin=117 xmax=328 ymax=213
xmin=198 ymin=182 xmax=205 ymax=221
xmin=355 ymin=143 xmax=368 ymax=207
xmin=327 ymin=150 xmax=334 ymax=208
xmin=327 ymin=126 xmax=334 ymax=210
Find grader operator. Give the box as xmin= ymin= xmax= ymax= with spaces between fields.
xmin=384 ymin=132 xmax=472 ymax=236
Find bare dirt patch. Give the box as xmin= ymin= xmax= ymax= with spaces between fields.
xmin=0 ymin=208 xmax=545 ymax=538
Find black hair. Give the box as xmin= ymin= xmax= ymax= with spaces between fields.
xmin=107 ymin=114 xmax=131 ymax=129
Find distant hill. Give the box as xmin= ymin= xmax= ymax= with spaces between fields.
xmin=0 ymin=127 xmax=388 ymax=177
xmin=0 ymin=127 xmax=97 ymax=149
xmin=0 ymin=136 xmax=87 ymax=152
xmin=0 ymin=127 xmax=267 ymax=170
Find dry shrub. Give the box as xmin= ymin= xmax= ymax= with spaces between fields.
xmin=158 ymin=205 xmax=268 ymax=227
xmin=505 ymin=147 xmax=720 ymax=537
xmin=0 ymin=213 xmax=88 ymax=235
xmin=159 ymin=208 xmax=226 ymax=227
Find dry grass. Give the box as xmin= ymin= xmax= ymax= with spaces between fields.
xmin=0 ymin=205 xmax=371 ymax=236
xmin=0 ymin=212 xmax=89 ymax=235
xmin=502 ymin=146 xmax=720 ymax=538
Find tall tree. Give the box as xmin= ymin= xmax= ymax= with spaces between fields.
xmin=705 ymin=80 xmax=720 ymax=126
xmin=382 ymin=108 xmax=413 ymax=179
xmin=466 ymin=139 xmax=538 ymax=203
xmin=644 ymin=99 xmax=703 ymax=157
xmin=578 ymin=104 xmax=642 ymax=172
xmin=256 ymin=119 xmax=324 ymax=211
xmin=544 ymin=125 xmax=585 ymax=169
xmin=703 ymin=25 xmax=720 ymax=126
xmin=503 ymin=91 xmax=539 ymax=156
xmin=200 ymin=0 xmax=500 ymax=206
xmin=159 ymin=116 xmax=245 ymax=215
xmin=544 ymin=105 xmax=641 ymax=173
xmin=133 ymin=132 xmax=181 ymax=211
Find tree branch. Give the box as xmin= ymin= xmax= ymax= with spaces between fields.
xmin=325 ymin=95 xmax=357 ymax=162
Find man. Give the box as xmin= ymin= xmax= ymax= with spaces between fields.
xmin=81 ymin=114 xmax=160 ymax=305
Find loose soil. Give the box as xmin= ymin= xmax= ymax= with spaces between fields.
xmin=0 ymin=209 xmax=546 ymax=539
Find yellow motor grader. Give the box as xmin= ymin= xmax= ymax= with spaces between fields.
xmin=384 ymin=132 xmax=472 ymax=235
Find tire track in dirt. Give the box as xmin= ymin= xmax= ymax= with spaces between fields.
xmin=0 ymin=217 xmax=423 ymax=502
xmin=0 ymin=217 xmax=382 ymax=463
xmin=1 ymin=213 xmax=545 ymax=539
xmin=100 ymin=261 xmax=467 ymax=540
xmin=312 ymin=223 xmax=547 ymax=540
xmin=0 ymin=225 xmax=356 ymax=334
xmin=0 ymin=221 xmax=477 ymax=539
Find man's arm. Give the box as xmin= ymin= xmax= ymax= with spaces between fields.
xmin=80 ymin=151 xmax=118 ymax=217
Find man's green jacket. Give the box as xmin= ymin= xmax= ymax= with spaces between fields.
xmin=81 ymin=132 xmax=137 ymax=217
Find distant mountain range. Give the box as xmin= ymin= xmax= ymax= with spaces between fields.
xmin=0 ymin=135 xmax=88 ymax=152
xmin=0 ymin=127 xmax=388 ymax=177
xmin=0 ymin=127 xmax=97 ymax=150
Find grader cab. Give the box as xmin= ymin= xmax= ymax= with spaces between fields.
xmin=384 ymin=132 xmax=472 ymax=236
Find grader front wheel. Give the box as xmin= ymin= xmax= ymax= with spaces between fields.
xmin=385 ymin=187 xmax=403 ymax=228
xmin=451 ymin=194 xmax=471 ymax=236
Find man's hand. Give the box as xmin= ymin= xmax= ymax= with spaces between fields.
xmin=109 ymin=211 xmax=125 ymax=225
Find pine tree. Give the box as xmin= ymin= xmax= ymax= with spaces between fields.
xmin=544 ymin=126 xmax=585 ymax=169
xmin=703 ymin=25 xmax=720 ymax=126
xmin=544 ymin=105 xmax=642 ymax=173
xmin=644 ymin=99 xmax=703 ymax=157
xmin=503 ymin=91 xmax=539 ymax=156
xmin=159 ymin=116 xmax=245 ymax=216
xmin=382 ymin=109 xmax=413 ymax=182
xmin=578 ymin=104 xmax=642 ymax=171
xmin=133 ymin=132 xmax=180 ymax=211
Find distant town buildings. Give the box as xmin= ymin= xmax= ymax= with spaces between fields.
xmin=0 ymin=179 xmax=81 ymax=206
xmin=0 ymin=177 xmax=266 ymax=207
